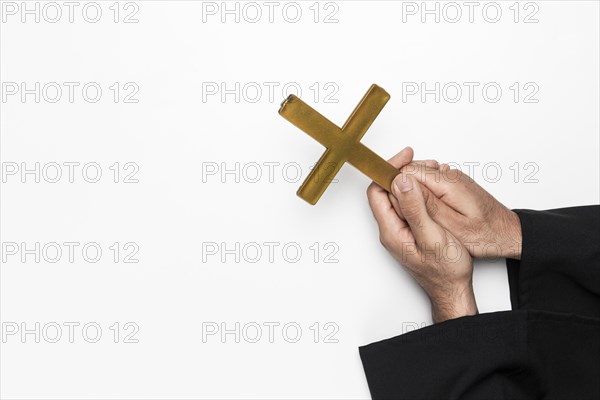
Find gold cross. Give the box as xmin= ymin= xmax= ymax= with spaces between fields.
xmin=279 ymin=84 xmax=400 ymax=205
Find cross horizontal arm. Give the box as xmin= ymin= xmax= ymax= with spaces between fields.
xmin=278 ymin=95 xmax=341 ymax=149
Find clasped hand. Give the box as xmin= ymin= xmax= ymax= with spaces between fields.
xmin=367 ymin=147 xmax=522 ymax=323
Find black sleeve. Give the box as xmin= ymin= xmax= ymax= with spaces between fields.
xmin=359 ymin=310 xmax=600 ymax=400
xmin=507 ymin=205 xmax=600 ymax=318
xmin=359 ymin=205 xmax=600 ymax=399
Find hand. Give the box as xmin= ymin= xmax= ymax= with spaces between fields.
xmin=367 ymin=147 xmax=478 ymax=323
xmin=391 ymin=162 xmax=522 ymax=260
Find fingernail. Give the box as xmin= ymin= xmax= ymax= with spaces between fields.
xmin=393 ymin=176 xmax=414 ymax=193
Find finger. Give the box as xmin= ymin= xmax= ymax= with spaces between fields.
xmin=367 ymin=182 xmax=407 ymax=233
xmin=386 ymin=146 xmax=414 ymax=170
xmin=401 ymin=164 xmax=484 ymax=218
xmin=368 ymin=182 xmax=416 ymax=260
xmin=413 ymin=160 xmax=440 ymax=169
xmin=390 ymin=175 xmax=446 ymax=219
xmin=393 ymin=160 xmax=439 ymax=172
xmin=418 ymin=180 xmax=463 ymax=230
xmin=367 ymin=182 xmax=415 ymax=250
xmin=391 ymin=175 xmax=439 ymax=248
xmin=391 ymin=177 xmax=462 ymax=231
xmin=388 ymin=154 xmax=439 ymax=171
xmin=399 ymin=163 xmax=464 ymax=201
xmin=388 ymin=192 xmax=403 ymax=220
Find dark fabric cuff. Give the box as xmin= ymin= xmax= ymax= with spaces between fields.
xmin=506 ymin=206 xmax=600 ymax=317
xmin=359 ymin=311 xmax=528 ymax=400
xmin=359 ymin=310 xmax=600 ymax=399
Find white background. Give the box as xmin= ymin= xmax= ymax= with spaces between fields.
xmin=1 ymin=1 xmax=599 ymax=398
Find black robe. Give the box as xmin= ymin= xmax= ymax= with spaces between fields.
xmin=359 ymin=206 xmax=600 ymax=399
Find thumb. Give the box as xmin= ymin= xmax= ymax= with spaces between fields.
xmin=392 ymin=174 xmax=436 ymax=247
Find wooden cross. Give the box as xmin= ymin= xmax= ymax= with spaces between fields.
xmin=279 ymin=84 xmax=400 ymax=205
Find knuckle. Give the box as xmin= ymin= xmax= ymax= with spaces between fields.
xmin=379 ymin=233 xmax=390 ymax=249
xmin=426 ymin=159 xmax=440 ymax=169
xmin=458 ymin=170 xmax=474 ymax=183
xmin=443 ymin=168 xmax=462 ymax=183
xmin=401 ymin=201 xmax=422 ymax=220
xmin=423 ymin=190 xmax=439 ymax=218
xmin=366 ymin=183 xmax=376 ymax=198
xmin=401 ymin=163 xmax=418 ymax=176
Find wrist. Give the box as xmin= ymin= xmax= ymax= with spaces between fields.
xmin=498 ymin=210 xmax=522 ymax=260
xmin=492 ymin=206 xmax=522 ymax=260
xmin=429 ymin=282 xmax=478 ymax=323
